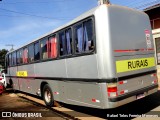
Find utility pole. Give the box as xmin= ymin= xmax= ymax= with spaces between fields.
xmin=98 ymin=0 xmax=111 ymax=5
xmin=6 ymin=44 xmax=14 ymax=51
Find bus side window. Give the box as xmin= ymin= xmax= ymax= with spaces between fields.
xmin=65 ymin=29 xmax=72 ymax=54
xmin=34 ymin=42 xmax=40 ymax=61
xmin=5 ymin=55 xmax=9 ymax=73
xmin=48 ymin=36 xmax=57 ymax=58
xmin=11 ymin=53 xmax=13 ymax=66
xmin=16 ymin=50 xmax=20 ymax=65
xmin=12 ymin=52 xmax=16 ymax=66
xmin=19 ymin=49 xmax=23 ymax=64
xmin=59 ymin=32 xmax=66 ymax=56
xmin=28 ymin=44 xmax=34 ymax=62
xmin=23 ymin=47 xmax=28 ymax=63
xmin=41 ymin=39 xmax=48 ymax=60
xmin=75 ymin=19 xmax=94 ymax=53
xmin=16 ymin=50 xmax=23 ymax=65
xmin=75 ymin=24 xmax=83 ymax=53
xmin=59 ymin=28 xmax=72 ymax=56
xmin=9 ymin=54 xmax=12 ymax=66
xmin=16 ymin=49 xmax=23 ymax=65
xmin=84 ymin=19 xmax=94 ymax=51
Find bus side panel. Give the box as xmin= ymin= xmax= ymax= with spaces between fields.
xmin=12 ymin=77 xmax=19 ymax=90
xmin=9 ymin=66 xmax=19 ymax=90
xmin=64 ymin=81 xmax=104 ymax=108
xmin=17 ymin=64 xmax=35 ymax=93
xmin=66 ymin=55 xmax=98 ymax=79
xmin=8 ymin=67 xmax=17 ymax=77
xmin=32 ymin=80 xmax=108 ymax=109
xmin=34 ymin=60 xmax=67 ymax=78
xmin=5 ymin=67 xmax=10 ymax=86
xmin=34 ymin=60 xmax=67 ymax=100
xmin=47 ymin=80 xmax=66 ymax=102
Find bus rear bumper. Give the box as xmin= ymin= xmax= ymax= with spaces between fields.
xmin=108 ymin=84 xmax=158 ymax=108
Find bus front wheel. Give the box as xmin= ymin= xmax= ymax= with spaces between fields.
xmin=42 ymin=84 xmax=54 ymax=107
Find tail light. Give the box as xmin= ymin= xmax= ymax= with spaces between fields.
xmin=107 ymin=83 xmax=118 ymax=97
xmin=152 ymin=79 xmax=158 ymax=84
xmin=151 ymin=73 xmax=157 ymax=77
xmin=0 ymin=77 xmax=2 ymax=80
xmin=151 ymin=73 xmax=158 ymax=84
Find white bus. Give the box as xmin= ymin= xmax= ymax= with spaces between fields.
xmin=5 ymin=4 xmax=158 ymax=109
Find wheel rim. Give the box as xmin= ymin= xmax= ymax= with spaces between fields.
xmin=44 ymin=89 xmax=51 ymax=103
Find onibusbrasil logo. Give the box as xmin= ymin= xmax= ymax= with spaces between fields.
xmin=1 ymin=112 xmax=42 ymax=118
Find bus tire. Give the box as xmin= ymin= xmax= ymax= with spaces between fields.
xmin=9 ymin=79 xmax=13 ymax=88
xmin=42 ymin=84 xmax=54 ymax=107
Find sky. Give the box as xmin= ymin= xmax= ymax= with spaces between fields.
xmin=0 ymin=0 xmax=159 ymax=50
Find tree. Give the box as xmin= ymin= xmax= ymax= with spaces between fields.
xmin=0 ymin=49 xmax=8 ymax=68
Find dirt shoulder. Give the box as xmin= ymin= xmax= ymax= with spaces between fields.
xmin=0 ymin=91 xmax=64 ymax=120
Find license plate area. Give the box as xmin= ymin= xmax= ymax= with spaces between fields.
xmin=136 ymin=93 xmax=145 ymax=100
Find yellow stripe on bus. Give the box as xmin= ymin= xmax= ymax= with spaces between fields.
xmin=116 ymin=57 xmax=155 ymax=73
xmin=17 ymin=71 xmax=28 ymax=77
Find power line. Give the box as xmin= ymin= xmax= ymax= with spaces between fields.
xmin=110 ymin=0 xmax=160 ymax=10
xmin=0 ymin=14 xmax=32 ymax=17
xmin=0 ymin=7 xmax=73 ymax=20
xmin=134 ymin=0 xmax=160 ymax=9
xmin=0 ymin=14 xmax=72 ymax=20
xmin=0 ymin=0 xmax=78 ymax=4
xmin=124 ymin=0 xmax=147 ymax=7
xmin=6 ymin=44 xmax=14 ymax=51
xmin=0 ymin=0 xmax=159 ymax=20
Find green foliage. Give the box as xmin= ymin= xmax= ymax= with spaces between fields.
xmin=0 ymin=49 xmax=8 ymax=68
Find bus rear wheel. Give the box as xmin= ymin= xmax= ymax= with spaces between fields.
xmin=42 ymin=84 xmax=54 ymax=107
